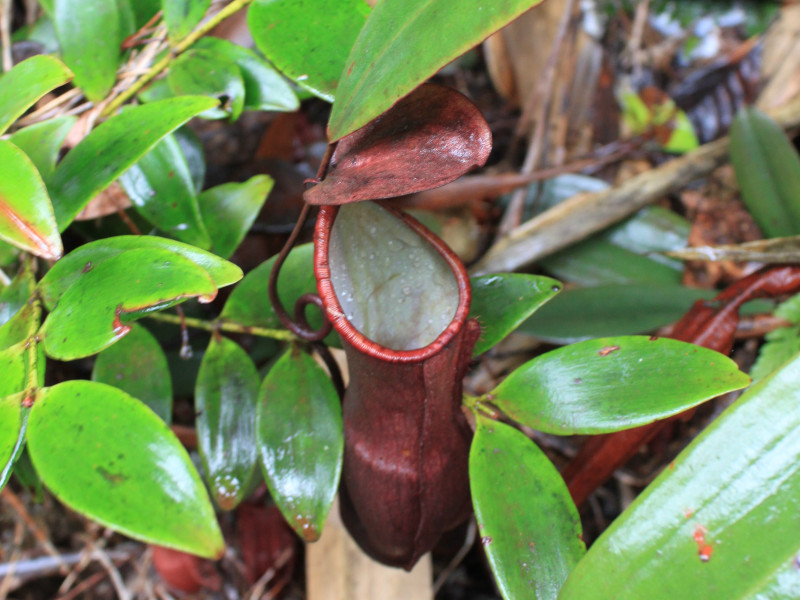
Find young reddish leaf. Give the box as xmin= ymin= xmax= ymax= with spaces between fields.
xmin=257 ymin=348 xmax=342 ymax=542
xmin=9 ymin=116 xmax=77 ymax=179
xmin=0 ymin=392 xmax=29 ymax=492
xmin=0 ymin=55 xmax=73 ymax=135
xmin=53 ymin=0 xmax=121 ymax=101
xmin=0 ymin=140 xmax=62 ymax=260
xmin=328 ymin=0 xmax=544 ymax=141
xmin=195 ymin=336 xmax=259 ymax=511
xmin=167 ymin=50 xmax=246 ymax=121
xmin=28 ymin=381 xmax=224 ymax=558
xmin=197 ymin=175 xmax=273 ymax=259
xmin=559 ymin=351 xmax=800 ymax=600
xmin=469 ymin=274 xmax=561 ymax=356
xmin=38 ymin=235 xmax=242 ymax=310
xmin=248 ymin=0 xmax=370 ymax=102
xmin=163 ymin=0 xmax=211 ymax=42
xmin=470 ymin=414 xmax=585 ymax=600
xmin=48 ymin=96 xmax=218 ymax=230
xmin=488 ymin=336 xmax=750 ymax=435
xmin=40 ymin=248 xmax=218 ymax=360
xmin=92 ymin=323 xmax=173 ymax=423
xmin=305 ymin=84 xmax=491 ymax=205
xmin=118 ymin=133 xmax=211 ymax=248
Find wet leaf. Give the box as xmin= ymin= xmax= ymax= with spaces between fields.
xmin=560 ymin=351 xmax=800 ymax=600
xmin=328 ymin=0 xmax=544 ymax=141
xmin=248 ymin=0 xmax=369 ymax=102
xmin=28 ymin=381 xmax=224 ymax=558
xmin=0 ymin=140 xmax=62 ymax=259
xmin=469 ymin=274 xmax=561 ymax=356
xmin=730 ymin=106 xmax=800 ymax=238
xmin=167 ymin=49 xmax=246 ymax=120
xmin=193 ymin=37 xmax=298 ymax=112
xmin=163 ymin=0 xmax=211 ymax=41
xmin=9 ymin=116 xmax=77 ymax=179
xmin=197 ymin=175 xmax=273 ymax=259
xmin=48 ymin=96 xmax=218 ymax=230
xmin=195 ymin=336 xmax=259 ymax=511
xmin=92 ymin=323 xmax=173 ymax=423
xmin=53 ymin=0 xmax=120 ymax=101
xmin=470 ymin=414 xmax=584 ymax=600
xmin=521 ymin=284 xmax=716 ymax=344
xmin=0 ymin=55 xmax=73 ymax=134
xmin=0 ymin=392 xmax=28 ymax=492
xmin=666 ymin=235 xmax=800 ymax=263
xmin=488 ymin=336 xmax=750 ymax=435
xmin=305 ymin=85 xmax=490 ymax=205
xmin=118 ymin=133 xmax=210 ymax=248
xmin=38 ymin=235 xmax=242 ymax=311
xmin=257 ymin=348 xmax=342 ymax=541
xmin=40 ymin=248 xmax=218 ymax=360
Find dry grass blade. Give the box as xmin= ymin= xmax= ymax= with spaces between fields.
xmin=666 ymin=235 xmax=800 ymax=263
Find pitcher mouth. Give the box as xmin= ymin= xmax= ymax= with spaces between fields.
xmin=314 ymin=202 xmax=471 ymax=363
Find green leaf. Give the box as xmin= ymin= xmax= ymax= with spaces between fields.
xmin=0 ymin=140 xmax=62 ymax=260
xmin=28 ymin=381 xmax=224 ymax=557
xmin=53 ymin=0 xmax=120 ymax=101
xmin=469 ymin=274 xmax=561 ymax=356
xmin=92 ymin=323 xmax=173 ymax=423
xmin=197 ymin=175 xmax=272 ymax=259
xmin=521 ymin=284 xmax=716 ymax=344
xmin=40 ymin=248 xmax=218 ymax=360
xmin=221 ymin=242 xmax=315 ymax=329
xmin=0 ymin=392 xmax=28 ymax=492
xmin=257 ymin=348 xmax=343 ymax=541
xmin=167 ymin=49 xmax=246 ymax=120
xmin=118 ymin=133 xmax=210 ymax=248
xmin=48 ymin=96 xmax=218 ymax=230
xmin=0 ymin=300 xmax=37 ymax=350
xmin=9 ymin=116 xmax=77 ymax=179
xmin=470 ymin=415 xmax=584 ymax=600
xmin=0 ymin=55 xmax=73 ymax=135
xmin=131 ymin=0 xmax=160 ymax=27
xmin=248 ymin=0 xmax=370 ymax=102
xmin=488 ymin=336 xmax=750 ymax=435
xmin=163 ymin=0 xmax=211 ymax=42
xmin=174 ymin=126 xmax=206 ymax=193
xmin=0 ymin=344 xmax=28 ymax=396
xmin=193 ymin=37 xmax=299 ymax=112
xmin=0 ymin=263 xmax=35 ymax=327
xmin=559 ymin=350 xmax=800 ymax=600
xmin=751 ymin=292 xmax=800 ymax=381
xmin=328 ymin=0 xmax=544 ymax=140
xmin=195 ymin=335 xmax=259 ymax=510
xmin=38 ymin=235 xmax=242 ymax=310
xmin=730 ymin=106 xmax=800 ymax=238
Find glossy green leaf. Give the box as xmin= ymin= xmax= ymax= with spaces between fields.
xmin=174 ymin=126 xmax=206 ymax=193
xmin=0 ymin=140 xmax=62 ymax=260
xmin=730 ymin=106 xmax=800 ymax=238
xmin=488 ymin=336 xmax=750 ymax=435
xmin=38 ymin=235 xmax=242 ymax=311
xmin=470 ymin=415 xmax=584 ymax=600
xmin=0 ymin=392 xmax=28 ymax=492
xmin=221 ymin=243 xmax=315 ymax=329
xmin=92 ymin=323 xmax=173 ymax=423
xmin=248 ymin=0 xmax=369 ymax=102
xmin=9 ymin=116 xmax=77 ymax=179
xmin=131 ymin=0 xmax=160 ymax=27
xmin=0 ymin=343 xmax=28 ymax=396
xmin=0 ymin=300 xmax=37 ymax=350
xmin=197 ymin=175 xmax=272 ymax=259
xmin=193 ymin=37 xmax=299 ymax=112
xmin=559 ymin=351 xmax=800 ymax=600
xmin=48 ymin=96 xmax=218 ymax=230
xmin=41 ymin=248 xmax=217 ymax=360
xmin=0 ymin=55 xmax=73 ymax=135
xmin=521 ymin=285 xmax=716 ymax=344
xmin=257 ymin=348 xmax=342 ymax=541
xmin=118 ymin=133 xmax=210 ymax=248
xmin=0 ymin=264 xmax=35 ymax=327
xmin=163 ymin=0 xmax=211 ymax=41
xmin=28 ymin=381 xmax=224 ymax=557
xmin=328 ymin=0 xmax=544 ymax=140
xmin=168 ymin=49 xmax=246 ymax=120
xmin=195 ymin=335 xmax=259 ymax=510
xmin=751 ymin=293 xmax=800 ymax=381
xmin=53 ymin=0 xmax=120 ymax=101
xmin=469 ymin=274 xmax=561 ymax=356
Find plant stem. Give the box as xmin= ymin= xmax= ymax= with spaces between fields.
xmin=145 ymin=311 xmax=296 ymax=342
xmin=101 ymin=0 xmax=255 ymax=117
xmin=24 ymin=293 xmax=42 ymax=400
